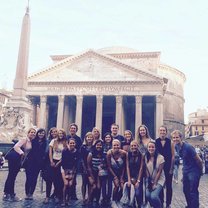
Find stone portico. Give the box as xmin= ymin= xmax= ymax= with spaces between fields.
xmin=27 ymin=47 xmax=185 ymax=138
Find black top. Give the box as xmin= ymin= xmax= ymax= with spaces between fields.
xmin=128 ymin=151 xmax=142 ymax=178
xmin=80 ymin=144 xmax=92 ymax=167
xmin=112 ymin=134 xmax=125 ymax=143
xmin=61 ymin=148 xmax=79 ymax=170
xmin=29 ymin=138 xmax=47 ymax=169
xmin=155 ymin=137 xmax=172 ymax=172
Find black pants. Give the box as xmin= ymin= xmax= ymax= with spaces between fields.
xmin=25 ymin=164 xmax=41 ymax=195
xmin=160 ymin=171 xmax=173 ymax=206
xmin=4 ymin=158 xmax=21 ymax=195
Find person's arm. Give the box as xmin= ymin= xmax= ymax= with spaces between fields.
xmin=152 ymin=161 xmax=164 ymax=190
xmin=87 ymin=153 xmax=95 ymax=184
xmin=135 ymin=154 xmax=144 ymax=188
xmin=14 ymin=139 xmax=27 ymax=155
xmin=169 ymin=141 xmax=175 ymax=174
xmin=194 ymin=153 xmax=203 ymax=173
xmin=120 ymin=151 xmax=126 ymax=182
xmin=49 ymin=143 xmax=55 ymax=167
xmin=126 ymin=152 xmax=131 ymax=186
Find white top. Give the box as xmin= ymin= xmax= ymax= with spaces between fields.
xmin=146 ymin=154 xmax=165 ymax=186
xmin=49 ymin=139 xmax=64 ymax=161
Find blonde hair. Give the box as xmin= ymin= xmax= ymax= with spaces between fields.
xmin=83 ymin=132 xmax=94 ymax=145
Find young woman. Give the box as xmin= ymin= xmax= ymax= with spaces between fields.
xmin=127 ymin=140 xmax=144 ymax=207
xmin=61 ymin=138 xmax=79 ymax=206
xmin=80 ymin=132 xmax=94 ymax=205
xmin=107 ymin=139 xmax=130 ymax=207
xmin=87 ymin=139 xmax=106 ymax=206
xmin=49 ymin=128 xmax=67 ymax=203
xmin=122 ymin=130 xmax=134 ymax=152
xmin=3 ymin=128 xmax=36 ymax=202
xmin=42 ymin=127 xmax=58 ymax=204
xmin=136 ymin=124 xmax=153 ymax=206
xmin=92 ymin=127 xmax=101 ymax=143
xmin=103 ymin=132 xmax=113 ymax=154
xmin=137 ymin=124 xmax=152 ymax=155
xmin=25 ymin=128 xmax=47 ymax=200
xmin=102 ymin=132 xmax=113 ymax=204
xmin=145 ymin=141 xmax=165 ymax=208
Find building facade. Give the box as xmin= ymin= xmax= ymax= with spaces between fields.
xmin=187 ymin=108 xmax=208 ymax=136
xmin=27 ymin=47 xmax=186 ymax=138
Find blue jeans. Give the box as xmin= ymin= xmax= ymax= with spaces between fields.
xmin=183 ymin=171 xmax=201 ymax=208
xmin=146 ymin=184 xmax=163 ymax=208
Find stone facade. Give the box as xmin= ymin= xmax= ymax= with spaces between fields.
xmin=187 ymin=108 xmax=208 ymax=137
xmin=27 ymin=47 xmax=186 ymax=138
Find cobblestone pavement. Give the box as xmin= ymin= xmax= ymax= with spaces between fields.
xmin=0 ymin=166 xmax=208 ymax=208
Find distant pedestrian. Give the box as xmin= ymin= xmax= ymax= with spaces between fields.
xmin=171 ymin=130 xmax=203 ymax=208
xmin=0 ymin=152 xmax=5 ymax=168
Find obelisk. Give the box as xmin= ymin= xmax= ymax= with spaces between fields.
xmin=0 ymin=3 xmax=33 ymax=142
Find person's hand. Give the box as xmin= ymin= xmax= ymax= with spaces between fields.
xmin=127 ymin=180 xmax=131 ymax=187
xmin=135 ymin=181 xmax=140 ymax=188
xmin=50 ymin=161 xmax=55 ymax=167
xmin=152 ymin=183 xmax=157 ymax=190
xmin=88 ymin=176 xmax=95 ymax=185
xmin=169 ymin=169 xmax=173 ymax=175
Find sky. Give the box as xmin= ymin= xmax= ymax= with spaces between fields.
xmin=0 ymin=0 xmax=208 ymax=122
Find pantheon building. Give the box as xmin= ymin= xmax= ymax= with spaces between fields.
xmin=27 ymin=46 xmax=185 ymax=138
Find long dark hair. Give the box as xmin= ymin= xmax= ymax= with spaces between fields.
xmin=34 ymin=128 xmax=46 ymax=141
xmin=145 ymin=140 xmax=158 ymax=169
xmin=92 ymin=139 xmax=104 ymax=157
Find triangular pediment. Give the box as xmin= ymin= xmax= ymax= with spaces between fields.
xmin=28 ymin=50 xmax=163 ymax=83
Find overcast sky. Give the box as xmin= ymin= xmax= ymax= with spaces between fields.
xmin=0 ymin=0 xmax=208 ymax=122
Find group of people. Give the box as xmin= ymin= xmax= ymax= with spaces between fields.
xmin=2 ymin=123 xmax=203 ymax=208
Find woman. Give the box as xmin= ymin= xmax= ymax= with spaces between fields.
xmin=49 ymin=128 xmax=67 ymax=203
xmin=107 ymin=139 xmax=130 ymax=207
xmin=87 ymin=139 xmax=106 ymax=206
xmin=92 ymin=127 xmax=101 ymax=143
xmin=126 ymin=140 xmax=144 ymax=207
xmin=80 ymin=132 xmax=94 ymax=205
xmin=25 ymin=128 xmax=47 ymax=200
xmin=102 ymin=132 xmax=113 ymax=204
xmin=3 ymin=128 xmax=36 ymax=202
xmin=42 ymin=127 xmax=58 ymax=204
xmin=137 ymin=124 xmax=153 ymax=206
xmin=137 ymin=124 xmax=152 ymax=155
xmin=145 ymin=140 xmax=165 ymax=208
xmin=61 ymin=138 xmax=79 ymax=206
xmin=122 ymin=130 xmax=134 ymax=152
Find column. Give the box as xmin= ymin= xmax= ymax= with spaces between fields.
xmin=63 ymin=98 xmax=69 ymax=132
xmin=56 ymin=95 xmax=65 ymax=129
xmin=135 ymin=95 xmax=142 ymax=138
xmin=115 ymin=95 xmax=123 ymax=133
xmin=39 ymin=95 xmax=47 ymax=128
xmin=156 ymin=95 xmax=164 ymax=137
xmin=75 ymin=95 xmax=83 ymax=136
xmin=96 ymin=95 xmax=103 ymax=134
